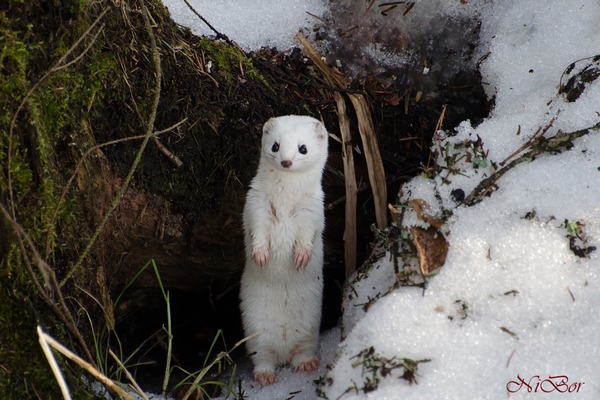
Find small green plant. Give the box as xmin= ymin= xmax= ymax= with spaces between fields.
xmin=170 ymin=330 xmax=252 ymax=400
xmin=46 ymin=258 xmax=248 ymax=399
xmin=76 ymin=259 xmax=174 ymax=398
xmin=564 ymin=219 xmax=597 ymax=258
xmin=348 ymin=346 xmax=430 ymax=394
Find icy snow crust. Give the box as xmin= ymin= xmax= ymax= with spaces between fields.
xmin=160 ymin=0 xmax=327 ymax=52
xmin=165 ymin=0 xmax=600 ymax=398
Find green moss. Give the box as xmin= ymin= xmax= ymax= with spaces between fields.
xmin=199 ymin=37 xmax=270 ymax=87
xmin=0 ymin=22 xmax=40 ymax=204
xmin=0 ymin=295 xmax=56 ymax=399
xmin=0 ymin=3 xmax=119 ymax=397
xmin=7 ymin=0 xmax=25 ymax=8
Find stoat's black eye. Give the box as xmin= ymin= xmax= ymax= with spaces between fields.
xmin=298 ymin=144 xmax=307 ymax=154
xmin=271 ymin=142 xmax=279 ymax=152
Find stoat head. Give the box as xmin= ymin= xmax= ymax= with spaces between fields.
xmin=261 ymin=115 xmax=328 ymax=173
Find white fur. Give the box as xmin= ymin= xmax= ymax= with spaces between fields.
xmin=240 ymin=115 xmax=328 ymax=385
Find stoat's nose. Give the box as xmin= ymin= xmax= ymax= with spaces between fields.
xmin=281 ymin=160 xmax=292 ymax=168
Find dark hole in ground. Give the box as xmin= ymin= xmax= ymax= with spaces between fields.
xmin=113 ymin=67 xmax=491 ymax=395
xmin=113 ymin=264 xmax=344 ymax=398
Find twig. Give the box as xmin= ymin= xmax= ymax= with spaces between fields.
xmin=109 ymin=350 xmax=149 ymax=400
xmin=54 ymin=24 xmax=105 ymax=73
xmin=334 ymin=91 xmax=358 ymax=277
xmin=499 ymin=118 xmax=555 ymax=166
xmin=312 ymin=84 xmax=366 ymax=95
xmin=403 ymin=2 xmax=416 ymax=15
xmin=434 ymin=104 xmax=447 ymax=133
xmin=161 ymin=315 xmax=174 ymax=397
xmin=37 ymin=326 xmax=72 ymax=400
xmin=305 ymin=41 xmax=359 ymax=276
xmin=296 ymin=33 xmax=388 ymax=229
xmin=154 ymin=118 xmax=188 ymax=135
xmin=306 ymin=11 xmax=329 ymax=25
xmin=60 ymin=2 xmax=163 ymax=287
xmin=506 ymin=349 xmax=516 ymax=368
xmin=363 ymin=0 xmax=377 ymax=16
xmin=463 ymin=121 xmax=600 ymax=206
xmin=0 ymin=200 xmax=52 ymax=286
xmin=182 ymin=0 xmax=234 ymax=46
xmin=153 ymin=136 xmax=184 ymax=167
xmin=38 ymin=327 xmax=135 ymax=400
xmin=566 ymin=286 xmax=575 ymax=302
xmin=0 ymin=201 xmax=96 ymax=365
xmin=44 ymin=118 xmax=187 ymax=255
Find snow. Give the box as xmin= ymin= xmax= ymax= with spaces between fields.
xmin=160 ymin=0 xmax=327 ymax=52
xmin=217 ymin=328 xmax=341 ymax=400
xmin=163 ymin=0 xmax=600 ymax=399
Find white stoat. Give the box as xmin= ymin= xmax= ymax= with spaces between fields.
xmin=240 ymin=115 xmax=328 ymax=386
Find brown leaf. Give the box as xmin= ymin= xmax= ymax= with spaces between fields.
xmin=409 ymin=199 xmax=443 ymax=229
xmin=411 ymin=226 xmax=449 ymax=275
xmin=388 ymin=203 xmax=402 ymax=225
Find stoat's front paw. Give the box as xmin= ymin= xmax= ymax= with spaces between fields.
xmin=252 ymin=244 xmax=270 ymax=267
xmin=254 ymin=370 xmax=276 ymax=386
xmin=293 ymin=242 xmax=311 ymax=268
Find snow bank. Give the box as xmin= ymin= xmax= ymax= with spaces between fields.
xmin=161 ymin=0 xmax=327 ymax=52
xmin=321 ymin=0 xmax=600 ymax=399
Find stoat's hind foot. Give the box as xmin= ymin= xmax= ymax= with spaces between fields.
xmin=293 ymin=356 xmax=320 ymax=373
xmin=254 ymin=370 xmax=276 ymax=386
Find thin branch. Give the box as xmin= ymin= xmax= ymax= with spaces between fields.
xmin=60 ymin=2 xmax=163 ymax=287
xmin=53 ymin=23 xmax=105 ymax=73
xmin=0 ymin=200 xmax=52 ymax=286
xmin=499 ymin=118 xmax=555 ymax=167
xmin=109 ymin=350 xmax=149 ymax=400
xmin=463 ymin=121 xmax=600 ymax=206
xmin=44 ymin=118 xmax=187 ymax=255
xmin=182 ymin=0 xmax=235 ymax=46
xmin=154 ymin=118 xmax=188 ymax=136
xmin=296 ymin=33 xmax=388 ymax=229
xmin=38 ymin=328 xmax=135 ymax=400
xmin=0 ymin=201 xmax=96 ymax=365
xmin=153 ymin=136 xmax=184 ymax=168
xmin=335 ymin=91 xmax=358 ymax=277
xmin=37 ymin=326 xmax=72 ymax=400
xmin=312 ymin=84 xmax=366 ymax=95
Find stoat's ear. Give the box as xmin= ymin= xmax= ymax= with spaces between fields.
xmin=312 ymin=121 xmax=327 ymax=141
xmin=263 ymin=118 xmax=277 ymax=136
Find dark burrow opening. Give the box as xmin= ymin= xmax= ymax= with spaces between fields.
xmin=112 ymin=64 xmax=492 ymax=396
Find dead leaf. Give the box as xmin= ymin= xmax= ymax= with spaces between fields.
xmin=409 ymin=199 xmax=443 ymax=229
xmin=415 ymin=91 xmax=422 ymax=102
xmin=411 ymin=226 xmax=449 ymax=275
xmin=388 ymin=203 xmax=402 ymax=225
